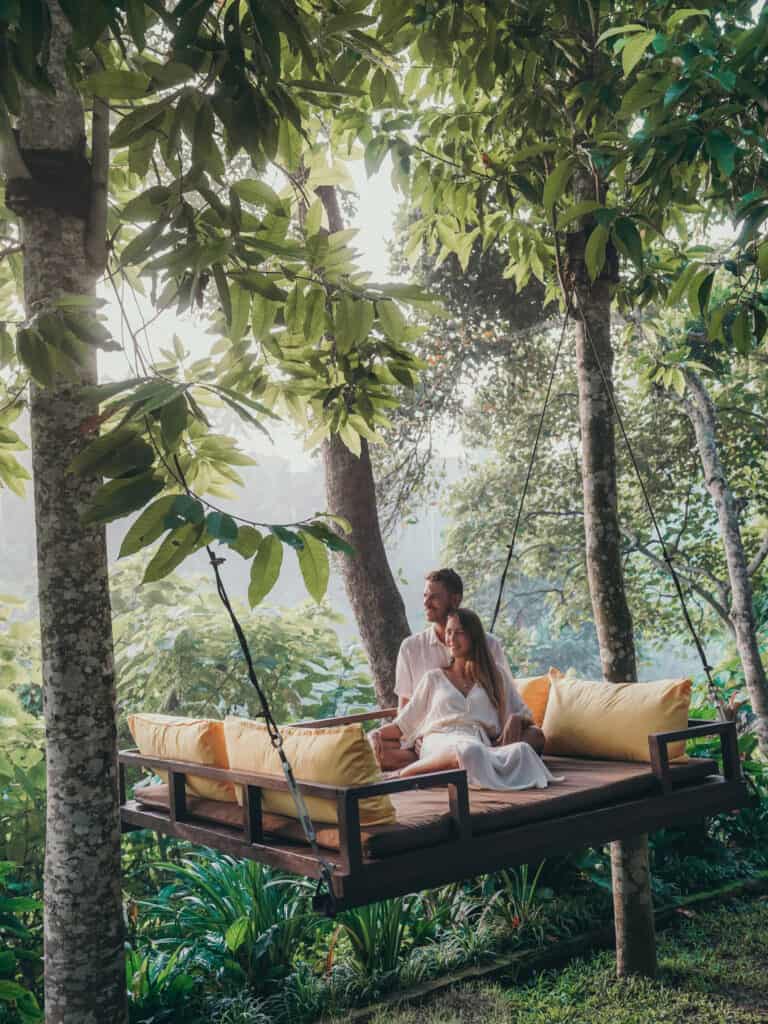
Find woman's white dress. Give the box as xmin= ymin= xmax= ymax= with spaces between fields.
xmin=394 ymin=669 xmax=561 ymax=791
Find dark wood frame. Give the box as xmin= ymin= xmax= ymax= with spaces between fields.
xmin=119 ymin=712 xmax=748 ymax=913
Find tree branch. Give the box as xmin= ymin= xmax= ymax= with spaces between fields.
xmin=747 ymin=530 xmax=768 ymax=578
xmin=621 ymin=525 xmax=733 ymax=631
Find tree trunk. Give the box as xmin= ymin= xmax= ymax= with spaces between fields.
xmin=316 ymin=185 xmax=410 ymax=707
xmin=15 ymin=4 xmax=128 ymax=1021
xmin=681 ymin=370 xmax=768 ymax=755
xmin=322 ymin=435 xmax=411 ymax=707
xmin=570 ymin=206 xmax=656 ymax=978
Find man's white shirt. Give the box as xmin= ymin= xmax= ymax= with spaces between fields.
xmin=395 ymin=624 xmax=529 ymax=719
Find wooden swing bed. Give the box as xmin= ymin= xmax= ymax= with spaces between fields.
xmin=121 ymin=303 xmax=750 ymax=916
xmin=119 ymin=708 xmax=748 ymax=914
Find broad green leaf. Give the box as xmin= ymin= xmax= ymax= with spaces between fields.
xmin=248 ymin=534 xmax=283 ymax=606
xmin=731 ymin=310 xmax=751 ymax=354
xmin=705 ymin=131 xmax=737 ymax=177
xmin=231 ymin=179 xmax=285 ymax=213
xmin=229 ymin=525 xmax=262 ymax=559
xmin=612 ymin=217 xmax=643 ymax=270
xmin=303 ymin=287 xmax=326 ymax=345
xmin=377 ymin=300 xmax=407 ymax=342
xmin=667 ymin=8 xmax=709 ymax=30
xmin=622 ymin=31 xmax=656 ymax=77
xmin=119 ymin=495 xmax=178 ymax=558
xmin=82 ymin=70 xmax=151 ymax=99
xmin=143 ymin=522 xmax=205 ymax=582
xmin=543 ymin=158 xmax=573 ymax=215
xmin=16 ymin=327 xmax=54 ymax=386
xmin=82 ymin=471 xmax=164 ymax=525
xmin=556 ymin=201 xmax=602 ymax=228
xmin=271 ymin=525 xmax=303 ymax=549
xmin=304 ymin=197 xmax=323 ymax=238
xmin=170 ymin=494 xmax=205 ymax=525
xmin=687 ymin=269 xmax=713 ymax=317
xmin=296 ymin=530 xmax=329 ymax=603
xmin=596 ymin=24 xmax=647 ymax=45
xmin=69 ymin=427 xmax=147 ymax=478
xmin=666 ymin=262 xmax=700 ymax=308
xmin=206 ymin=511 xmax=238 ymax=543
xmin=225 ymin=916 xmax=251 ymax=953
xmin=229 ymin=284 xmax=250 ymax=342
xmin=585 ymin=225 xmax=609 ymax=281
xmin=160 ymin=394 xmax=188 ymax=451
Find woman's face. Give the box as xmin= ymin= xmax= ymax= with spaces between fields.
xmin=445 ymin=615 xmax=472 ymax=660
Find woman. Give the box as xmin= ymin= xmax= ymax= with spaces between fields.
xmin=373 ymin=609 xmax=560 ymax=790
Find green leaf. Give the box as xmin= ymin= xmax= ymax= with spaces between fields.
xmin=225 ymin=916 xmax=251 ymax=953
xmin=119 ymin=495 xmax=178 ymax=558
xmin=16 ymin=327 xmax=54 ymax=386
xmin=69 ymin=427 xmax=152 ymax=478
xmin=596 ymin=24 xmax=647 ymax=45
xmin=160 ymin=394 xmax=187 ymax=451
xmin=543 ymin=158 xmax=573 ymax=215
xmin=82 ymin=471 xmax=165 ymax=525
xmin=296 ymin=530 xmax=329 ymax=603
xmin=143 ymin=522 xmax=205 ymax=582
xmin=248 ymin=534 xmax=283 ymax=606
xmin=232 ymin=179 xmax=285 ymax=213
xmin=705 ymin=131 xmax=736 ymax=177
xmin=229 ymin=524 xmax=262 ymax=559
xmin=757 ymin=242 xmax=768 ymax=280
xmin=304 ymin=197 xmax=323 ymax=238
xmin=81 ymin=70 xmax=151 ymax=99
xmin=667 ymin=8 xmax=709 ymax=30
xmin=169 ymin=493 xmax=205 ymax=525
xmin=303 ymin=287 xmax=326 ymax=345
xmin=687 ymin=269 xmax=714 ymax=317
xmin=585 ymin=225 xmax=609 ymax=281
xmin=229 ymin=284 xmax=250 ymax=342
xmin=556 ymin=201 xmax=602 ymax=228
xmin=334 ymin=295 xmax=373 ymax=354
xmin=622 ymin=30 xmax=656 ymax=76
xmin=206 ymin=511 xmax=238 ymax=543
xmin=271 ymin=525 xmax=303 ymax=549
xmin=731 ymin=310 xmax=752 ymax=355
xmin=612 ymin=217 xmax=643 ymax=271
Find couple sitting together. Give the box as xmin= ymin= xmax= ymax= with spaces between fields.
xmin=369 ymin=569 xmax=561 ymax=791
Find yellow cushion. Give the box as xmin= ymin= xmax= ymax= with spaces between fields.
xmin=542 ymin=677 xmax=692 ymax=762
xmin=127 ymin=713 xmax=235 ymax=803
xmin=223 ymin=717 xmax=396 ymax=826
xmin=514 ymin=667 xmax=563 ymax=727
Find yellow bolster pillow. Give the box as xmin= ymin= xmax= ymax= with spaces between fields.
xmin=514 ymin=667 xmax=563 ymax=728
xmin=542 ymin=677 xmax=692 ymax=762
xmin=223 ymin=717 xmax=396 ymax=826
xmin=127 ymin=713 xmax=236 ymax=803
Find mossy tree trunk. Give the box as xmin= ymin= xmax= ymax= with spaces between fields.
xmin=570 ymin=199 xmax=657 ymax=979
xmin=14 ymin=3 xmax=127 ymax=1020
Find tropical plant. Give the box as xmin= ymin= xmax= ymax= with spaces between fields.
xmin=125 ymin=947 xmax=202 ymax=1024
xmin=0 ymin=600 xmax=45 ymax=873
xmin=111 ymin=559 xmax=375 ymax=727
xmin=335 ymin=897 xmax=413 ymax=977
xmin=139 ymin=854 xmax=319 ymax=987
xmin=0 ymin=862 xmax=42 ymax=1024
xmin=478 ymin=863 xmax=550 ymax=943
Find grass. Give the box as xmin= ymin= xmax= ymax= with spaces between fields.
xmin=366 ymin=897 xmax=768 ymax=1024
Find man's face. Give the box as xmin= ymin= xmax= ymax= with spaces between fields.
xmin=423 ymin=580 xmax=460 ymax=625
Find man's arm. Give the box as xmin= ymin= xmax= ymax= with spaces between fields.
xmin=394 ymin=639 xmax=414 ymax=709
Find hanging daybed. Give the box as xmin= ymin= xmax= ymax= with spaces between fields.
xmin=119 ymin=708 xmax=746 ymax=914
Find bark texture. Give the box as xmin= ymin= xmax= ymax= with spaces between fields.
xmin=316 ymin=185 xmax=410 ymax=707
xmin=682 ymin=370 xmax=768 ymax=755
xmin=322 ymin=435 xmax=411 ymax=706
xmin=18 ymin=4 xmax=127 ymax=1021
xmin=569 ymin=200 xmax=656 ymax=978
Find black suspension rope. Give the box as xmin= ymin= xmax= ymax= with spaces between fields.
xmin=490 ymin=294 xmax=572 ymax=633
xmin=576 ymin=311 xmax=729 ymax=721
xmin=172 ymin=457 xmax=338 ymax=913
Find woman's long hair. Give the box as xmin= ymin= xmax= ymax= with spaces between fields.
xmin=447 ymin=608 xmax=505 ymax=718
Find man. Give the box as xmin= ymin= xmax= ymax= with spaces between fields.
xmin=371 ymin=568 xmax=543 ymax=771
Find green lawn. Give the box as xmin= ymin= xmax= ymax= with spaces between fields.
xmin=369 ymin=898 xmax=768 ymax=1024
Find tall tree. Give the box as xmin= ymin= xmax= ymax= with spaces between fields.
xmin=8 ymin=3 xmax=128 ymax=1019
xmin=317 ymin=185 xmax=410 ymax=707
